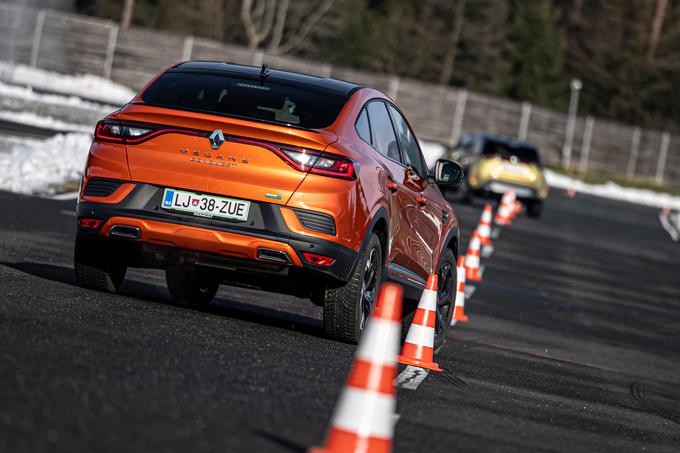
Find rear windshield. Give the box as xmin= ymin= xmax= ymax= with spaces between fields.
xmin=482 ymin=141 xmax=541 ymax=165
xmin=141 ymin=72 xmax=348 ymax=129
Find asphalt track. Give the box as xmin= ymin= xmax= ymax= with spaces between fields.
xmin=0 ymin=187 xmax=679 ymax=452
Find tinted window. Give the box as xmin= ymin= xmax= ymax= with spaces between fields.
xmin=387 ymin=104 xmax=426 ymax=177
xmin=482 ymin=140 xmax=541 ymax=164
xmin=142 ymin=72 xmax=348 ymax=129
xmin=366 ymin=101 xmax=400 ymax=161
xmin=355 ymin=108 xmax=371 ymax=144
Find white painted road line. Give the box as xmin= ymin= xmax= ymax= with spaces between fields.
xmin=481 ymin=245 xmax=494 ymax=258
xmin=465 ymin=285 xmax=477 ymax=299
xmin=659 ymin=212 xmax=679 ymax=241
xmin=395 ymin=365 xmax=429 ymax=390
xmin=59 ymin=210 xmax=76 ymax=217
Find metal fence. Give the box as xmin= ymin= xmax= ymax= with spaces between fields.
xmin=1 ymin=2 xmax=677 ymax=186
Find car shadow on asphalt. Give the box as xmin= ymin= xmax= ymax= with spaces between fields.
xmin=1 ymin=261 xmax=327 ymax=340
xmin=254 ymin=429 xmax=307 ymax=452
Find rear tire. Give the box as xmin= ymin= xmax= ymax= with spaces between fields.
xmin=165 ymin=265 xmax=220 ymax=308
xmin=527 ymin=200 xmax=543 ymax=218
xmin=74 ymin=235 xmax=127 ymax=293
xmin=322 ymin=233 xmax=382 ymax=343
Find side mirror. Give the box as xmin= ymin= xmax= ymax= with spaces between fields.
xmin=434 ymin=159 xmax=464 ymax=187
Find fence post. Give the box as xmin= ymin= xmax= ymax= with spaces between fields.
xmin=29 ymin=9 xmax=46 ymax=68
xmin=182 ymin=35 xmax=194 ymax=61
xmin=252 ymin=50 xmax=264 ymax=67
xmin=656 ymin=132 xmax=670 ymax=184
xmin=578 ymin=116 xmax=594 ymax=174
xmin=388 ymin=76 xmax=400 ymax=100
xmin=518 ymin=102 xmax=531 ymax=140
xmin=626 ymin=127 xmax=641 ymax=179
xmin=449 ymin=89 xmax=467 ymax=146
xmin=102 ymin=24 xmax=119 ymax=79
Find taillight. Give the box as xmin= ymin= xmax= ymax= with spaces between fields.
xmin=94 ymin=120 xmax=203 ymax=144
xmin=231 ymin=137 xmax=355 ymax=180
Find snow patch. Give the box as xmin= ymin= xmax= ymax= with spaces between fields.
xmin=545 ymin=169 xmax=680 ymax=210
xmin=420 ymin=141 xmax=447 ymax=169
xmin=0 ymin=62 xmax=136 ymax=105
xmin=0 ymin=133 xmax=91 ymax=195
xmin=0 ymin=110 xmax=92 ymax=133
xmin=0 ymin=80 xmax=116 ymax=111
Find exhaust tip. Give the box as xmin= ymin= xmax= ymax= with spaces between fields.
xmin=109 ymin=225 xmax=141 ymax=239
xmin=257 ymin=248 xmax=291 ymax=264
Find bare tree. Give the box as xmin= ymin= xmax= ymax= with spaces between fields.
xmin=121 ymin=0 xmax=134 ymax=30
xmin=240 ymin=0 xmax=333 ymax=53
xmin=439 ymin=0 xmax=466 ymax=85
xmin=647 ymin=0 xmax=668 ymax=62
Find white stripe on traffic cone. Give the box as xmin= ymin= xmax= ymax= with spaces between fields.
xmin=465 ymin=231 xmax=482 ymax=282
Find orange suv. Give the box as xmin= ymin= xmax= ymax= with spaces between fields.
xmin=75 ymin=62 xmax=463 ymax=344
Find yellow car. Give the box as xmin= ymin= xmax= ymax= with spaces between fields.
xmin=449 ymin=133 xmax=549 ymax=218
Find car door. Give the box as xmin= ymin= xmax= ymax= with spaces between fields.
xmin=364 ymin=100 xmax=424 ymax=283
xmin=386 ymin=103 xmax=442 ymax=278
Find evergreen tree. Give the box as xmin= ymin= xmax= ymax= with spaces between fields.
xmin=504 ymin=0 xmax=567 ymax=109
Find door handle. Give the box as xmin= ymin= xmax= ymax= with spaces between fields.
xmin=386 ymin=182 xmax=398 ymax=193
xmin=416 ymin=196 xmax=427 ymax=206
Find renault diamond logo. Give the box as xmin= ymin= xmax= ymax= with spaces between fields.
xmin=209 ymin=129 xmax=225 ymax=150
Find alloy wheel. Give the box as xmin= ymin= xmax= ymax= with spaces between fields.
xmin=359 ymin=247 xmax=380 ymax=329
xmin=435 ymin=261 xmax=455 ymax=336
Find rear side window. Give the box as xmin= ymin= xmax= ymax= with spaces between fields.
xmin=355 ymin=108 xmax=371 ymax=144
xmin=366 ymin=101 xmax=400 ymax=162
xmin=387 ymin=104 xmax=426 ymax=177
xmin=141 ymin=71 xmax=348 ymax=129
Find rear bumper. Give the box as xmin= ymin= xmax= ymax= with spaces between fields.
xmin=473 ymin=180 xmax=542 ymax=200
xmin=76 ymin=181 xmax=359 ymax=283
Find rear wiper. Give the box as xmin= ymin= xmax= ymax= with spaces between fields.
xmin=259 ymin=64 xmax=271 ymax=85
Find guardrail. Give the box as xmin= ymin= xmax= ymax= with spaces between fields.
xmin=0 ymin=2 xmax=677 ymax=186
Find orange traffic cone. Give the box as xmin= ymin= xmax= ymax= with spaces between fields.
xmin=567 ymin=182 xmax=576 ymax=198
xmin=451 ymin=256 xmax=469 ymax=324
xmin=309 ymin=283 xmax=403 ymax=453
xmin=477 ymin=204 xmax=493 ymax=247
xmin=512 ymin=200 xmax=522 ymax=219
xmin=494 ymin=190 xmax=515 ymax=226
xmin=465 ymin=231 xmax=482 ymax=282
xmin=397 ymin=274 xmax=442 ymax=372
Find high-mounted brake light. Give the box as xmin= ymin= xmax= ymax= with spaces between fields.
xmin=94 ymin=120 xmax=203 ymax=144
xmin=231 ymin=137 xmax=355 ymax=180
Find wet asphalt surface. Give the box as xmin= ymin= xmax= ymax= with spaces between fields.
xmin=0 ymin=188 xmax=679 ymax=453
